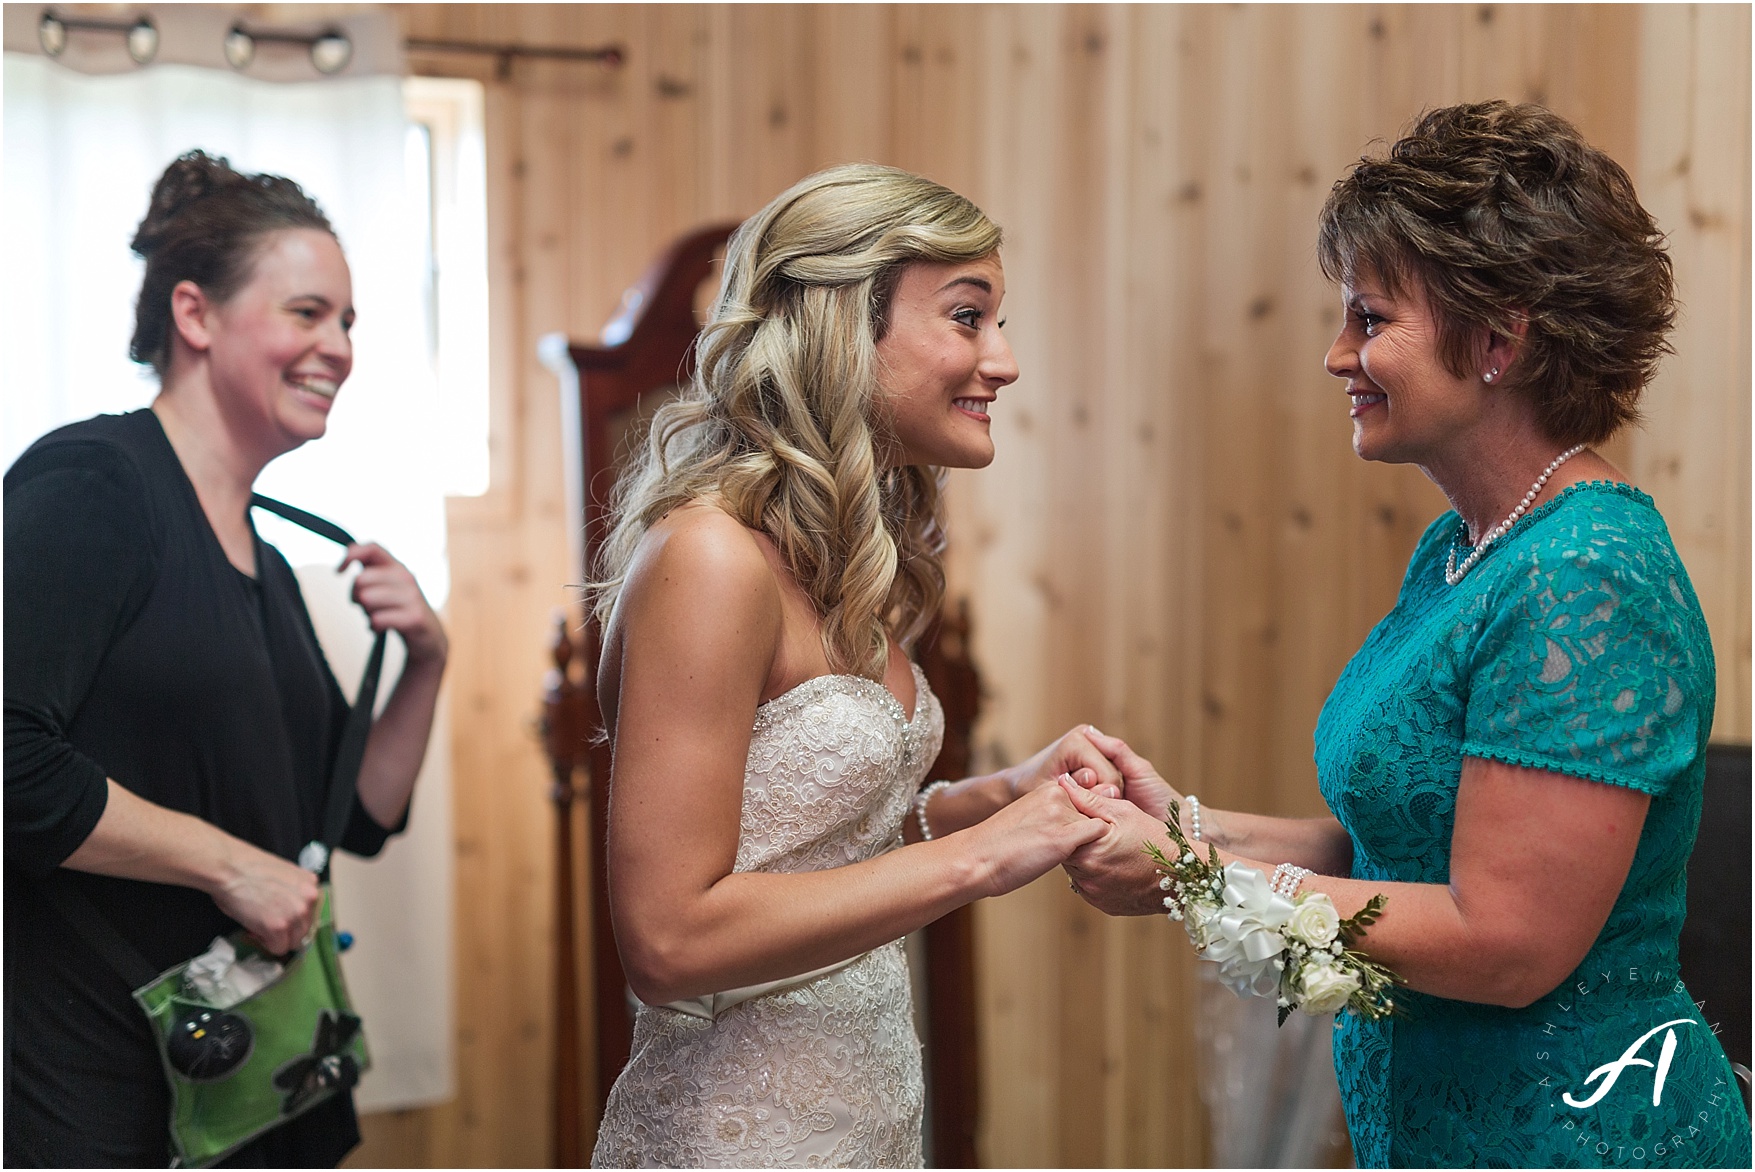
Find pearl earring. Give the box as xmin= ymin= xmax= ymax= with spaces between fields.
xmin=1484 ymin=367 xmax=1499 ymax=383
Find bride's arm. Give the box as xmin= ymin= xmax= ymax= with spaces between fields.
xmin=603 ymin=512 xmax=1105 ymax=1006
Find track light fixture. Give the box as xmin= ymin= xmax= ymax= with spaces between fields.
xmin=36 ymin=9 xmax=352 ymax=75
xmin=38 ymin=10 xmax=158 ymax=65
xmin=222 ymin=23 xmax=352 ymax=75
xmin=222 ymin=23 xmax=353 ymax=75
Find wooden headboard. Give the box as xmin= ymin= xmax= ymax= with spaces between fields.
xmin=538 ymin=226 xmax=983 ymax=1166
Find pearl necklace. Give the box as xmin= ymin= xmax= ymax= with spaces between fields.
xmin=1445 ymin=444 xmax=1587 ymax=585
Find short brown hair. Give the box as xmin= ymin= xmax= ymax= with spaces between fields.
xmin=1318 ymin=101 xmax=1675 ymax=445
xmin=130 ymin=150 xmax=335 ymax=375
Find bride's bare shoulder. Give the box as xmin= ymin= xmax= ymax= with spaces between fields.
xmin=622 ymin=499 xmax=781 ymax=621
xmin=599 ymin=502 xmax=782 ymax=735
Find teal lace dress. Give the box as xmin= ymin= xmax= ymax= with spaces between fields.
xmin=1316 ymin=482 xmax=1751 ymax=1168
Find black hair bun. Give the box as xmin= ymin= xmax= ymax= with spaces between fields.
xmin=127 ymin=150 xmax=333 ymax=372
xmin=130 ymin=150 xmax=246 ymax=259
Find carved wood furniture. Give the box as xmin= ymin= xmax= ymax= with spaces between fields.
xmin=539 ymin=226 xmax=983 ymax=1167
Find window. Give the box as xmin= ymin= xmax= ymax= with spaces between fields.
xmin=404 ymin=77 xmax=489 ymax=498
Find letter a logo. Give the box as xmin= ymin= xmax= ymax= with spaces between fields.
xmin=1563 ymin=1020 xmax=1694 ymax=1109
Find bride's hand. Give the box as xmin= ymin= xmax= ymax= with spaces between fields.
xmin=1003 ymin=725 xmax=1124 ymax=799
xmin=964 ymin=777 xmax=1109 ymax=898
xmin=1059 ymin=777 xmax=1178 ymax=917
xmin=1084 ymin=729 xmax=1180 ymax=822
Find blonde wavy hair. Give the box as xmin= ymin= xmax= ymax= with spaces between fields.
xmin=590 ymin=164 xmax=1003 ymax=680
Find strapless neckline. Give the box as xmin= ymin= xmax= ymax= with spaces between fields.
xmin=755 ymin=662 xmax=928 ymax=729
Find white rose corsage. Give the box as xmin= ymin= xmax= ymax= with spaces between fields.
xmin=1147 ymin=800 xmax=1400 ymax=1025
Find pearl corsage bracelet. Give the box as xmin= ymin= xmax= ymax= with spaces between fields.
xmin=1148 ymin=800 xmax=1402 ymax=1025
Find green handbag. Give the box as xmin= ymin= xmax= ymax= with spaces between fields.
xmin=37 ymin=495 xmax=385 ymax=1167
xmin=42 ymin=883 xmax=373 ymax=1167
xmin=136 ymin=889 xmax=369 ymax=1167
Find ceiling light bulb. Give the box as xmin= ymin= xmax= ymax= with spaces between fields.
xmin=223 ymin=26 xmax=255 ymax=69
xmin=310 ymin=31 xmax=352 ymax=75
xmin=126 ymin=18 xmax=158 ymax=65
xmin=38 ymin=12 xmax=68 ymax=57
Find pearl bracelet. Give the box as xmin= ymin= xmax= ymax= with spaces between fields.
xmin=1271 ymin=863 xmax=1314 ymax=900
xmin=914 ymin=780 xmax=953 ymax=842
xmin=1187 ymin=795 xmax=1203 ymax=842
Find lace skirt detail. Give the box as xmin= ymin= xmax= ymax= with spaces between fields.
xmin=592 ymin=942 xmax=924 ymax=1168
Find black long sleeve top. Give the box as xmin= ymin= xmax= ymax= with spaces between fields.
xmin=4 ymin=408 xmax=397 ymax=1167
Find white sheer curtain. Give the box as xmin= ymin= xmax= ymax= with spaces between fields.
xmin=3 ymin=42 xmax=454 ymax=1112
xmin=0 ymin=53 xmax=448 ymax=599
xmin=1196 ymin=965 xmax=1348 ymax=1166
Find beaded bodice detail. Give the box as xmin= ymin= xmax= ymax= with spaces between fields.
xmin=593 ymin=665 xmax=942 ymax=1168
xmin=737 ymin=665 xmax=944 ymax=876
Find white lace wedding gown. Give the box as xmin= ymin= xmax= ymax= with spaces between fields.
xmin=592 ymin=665 xmax=944 ymax=1168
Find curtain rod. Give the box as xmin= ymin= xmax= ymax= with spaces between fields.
xmin=404 ymin=37 xmax=625 ymax=78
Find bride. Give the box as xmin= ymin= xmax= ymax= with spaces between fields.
xmin=588 ymin=164 xmax=1114 ymax=1168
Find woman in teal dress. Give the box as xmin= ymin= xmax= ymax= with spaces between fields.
xmin=1057 ymin=101 xmax=1752 ymax=1167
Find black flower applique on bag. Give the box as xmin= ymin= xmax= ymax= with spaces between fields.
xmin=271 ymin=1010 xmax=363 ymax=1116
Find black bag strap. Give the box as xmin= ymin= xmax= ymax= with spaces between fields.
xmin=248 ymin=493 xmax=355 ymax=550
xmin=250 ymin=493 xmax=388 ymax=863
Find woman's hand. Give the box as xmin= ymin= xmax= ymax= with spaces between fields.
xmin=905 ymin=726 xmax=1122 ymax=843
xmin=207 ymin=842 xmax=322 ymax=954
xmin=1058 ymin=777 xmax=1179 ymax=916
xmin=344 ymin=542 xmax=448 ymax=829
xmin=1004 ymin=725 xmax=1125 ymax=799
xmin=63 ymin=779 xmax=323 ymax=954
xmin=963 ymin=777 xmax=1110 ymax=898
xmin=341 ymin=543 xmax=447 ymax=666
xmin=1085 ymin=728 xmax=1180 ymax=821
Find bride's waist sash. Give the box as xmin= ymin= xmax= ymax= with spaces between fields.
xmin=659 ymin=951 xmax=868 ymax=1021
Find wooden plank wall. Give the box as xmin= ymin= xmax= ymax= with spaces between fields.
xmin=1632 ymin=4 xmax=1753 ymax=746
xmin=347 ymin=5 xmax=1750 ymax=1167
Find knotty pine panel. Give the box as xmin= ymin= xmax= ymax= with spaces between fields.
xmin=1633 ymin=4 xmax=1752 ymax=744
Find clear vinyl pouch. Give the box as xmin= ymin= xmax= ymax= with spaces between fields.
xmin=131 ymin=888 xmax=369 ymax=1167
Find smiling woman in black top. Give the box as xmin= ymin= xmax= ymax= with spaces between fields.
xmin=4 ymin=151 xmax=447 ymax=1167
